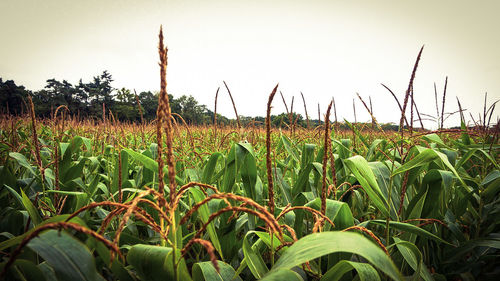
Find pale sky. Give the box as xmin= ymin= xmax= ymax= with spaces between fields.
xmin=1 ymin=0 xmax=499 ymax=128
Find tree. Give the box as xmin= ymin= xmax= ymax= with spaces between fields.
xmin=78 ymin=71 xmax=114 ymax=118
xmin=1 ymin=72 xmax=239 ymax=125
xmin=0 ymin=78 xmax=29 ymax=115
xmin=138 ymin=91 xmax=158 ymax=120
xmin=38 ymin=79 xmax=81 ymax=117
xmin=113 ymin=88 xmax=138 ymax=121
xmin=176 ymin=95 xmax=207 ymax=124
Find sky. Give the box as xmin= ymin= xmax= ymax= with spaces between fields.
xmin=1 ymin=0 xmax=499 ymax=128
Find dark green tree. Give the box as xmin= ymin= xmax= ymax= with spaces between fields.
xmin=138 ymin=91 xmax=158 ymax=120
xmin=0 ymin=78 xmax=29 ymax=115
xmin=38 ymin=79 xmax=81 ymax=117
xmin=1 ymin=73 xmax=247 ymax=126
xmin=176 ymin=95 xmax=208 ymax=124
xmin=113 ymin=88 xmax=138 ymax=121
xmin=78 ymin=71 xmax=114 ymax=118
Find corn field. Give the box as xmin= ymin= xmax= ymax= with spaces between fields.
xmin=0 ymin=29 xmax=499 ymax=281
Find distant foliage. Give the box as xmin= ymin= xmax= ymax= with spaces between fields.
xmin=0 ymin=72 xmax=221 ymax=125
xmin=1 ymin=73 xmax=405 ymax=130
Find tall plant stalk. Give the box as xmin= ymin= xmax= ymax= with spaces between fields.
xmin=300 ymin=92 xmax=310 ymax=129
xmin=321 ymin=101 xmax=333 ymax=215
xmin=158 ymin=26 xmax=180 ymax=280
xmin=213 ymin=87 xmax=220 ymax=149
xmin=223 ymin=81 xmax=241 ymax=130
xmin=266 ymin=84 xmax=279 ymax=215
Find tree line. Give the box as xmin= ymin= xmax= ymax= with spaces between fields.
xmin=1 ymin=71 xmax=401 ymax=130
xmin=0 ymin=71 xmax=304 ymax=127
xmin=0 ymin=71 xmax=230 ymax=125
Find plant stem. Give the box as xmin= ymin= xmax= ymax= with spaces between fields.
xmin=386 ymin=139 xmax=399 ymax=248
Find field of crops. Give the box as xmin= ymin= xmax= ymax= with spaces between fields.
xmin=1 ymin=31 xmax=499 ymax=281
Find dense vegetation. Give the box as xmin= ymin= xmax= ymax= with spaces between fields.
xmin=0 ymin=30 xmax=499 ymax=281
xmin=0 ymin=73 xmax=219 ymax=125
xmin=1 ymin=75 xmax=406 ymax=131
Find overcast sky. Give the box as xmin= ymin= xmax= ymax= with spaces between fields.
xmin=1 ymin=0 xmax=499 ymax=128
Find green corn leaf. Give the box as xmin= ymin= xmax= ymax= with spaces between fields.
xmin=252 ymin=231 xmax=295 ymax=253
xmin=192 ymin=260 xmax=243 ymax=281
xmin=60 ymin=158 xmax=86 ymax=185
xmin=344 ymin=155 xmax=389 ymax=217
xmin=359 ymin=220 xmax=452 ymax=245
xmin=243 ymin=232 xmax=269 ymax=279
xmin=111 ymin=149 xmax=128 ymax=195
xmin=2 ymin=259 xmax=48 ymax=281
xmin=190 ymin=187 xmax=224 ymax=260
xmin=202 ymin=152 xmax=223 ymax=184
xmin=345 ymin=119 xmax=370 ymax=149
xmin=59 ymin=136 xmax=84 ymax=177
xmin=393 ymin=148 xmax=471 ymax=195
xmin=481 ymin=169 xmax=500 ymax=200
xmin=300 ymin=143 xmax=316 ymax=170
xmin=27 ymin=230 xmax=105 ymax=281
xmin=124 ymin=148 xmax=182 ymax=185
xmin=292 ymin=163 xmax=314 ymax=199
xmin=46 ymin=190 xmax=89 ymax=212
xmin=280 ymin=134 xmax=300 ymax=163
xmin=392 ymin=238 xmax=433 ymax=281
xmin=261 ymin=268 xmax=304 ymax=281
xmin=124 ymin=148 xmax=157 ymax=173
xmin=444 ymin=238 xmax=500 ymax=263
xmin=366 ymin=139 xmax=385 ymax=161
xmin=455 ymin=148 xmax=499 ymax=171
xmin=333 ymin=139 xmax=353 ymax=160
xmin=0 ymin=259 xmax=47 ymax=281
xmin=240 ymin=151 xmax=258 ymax=201
xmin=422 ymin=134 xmax=448 ymax=148
xmin=222 ymin=143 xmax=246 ymax=193
xmin=92 ymin=238 xmax=135 ymax=281
xmin=9 ymin=152 xmax=37 ymax=176
xmin=393 ymin=148 xmax=441 ymax=175
xmin=0 ymin=214 xmax=87 ymax=251
xmin=275 ymin=167 xmax=292 ymax=205
xmin=369 ymin=161 xmax=399 ymax=218
xmin=38 ymin=262 xmax=57 ymax=281
xmin=4 ymin=184 xmax=24 ymax=208
xmin=20 ymin=189 xmax=42 ymax=226
xmin=305 ymin=198 xmax=355 ymax=230
xmin=320 ymin=260 xmax=380 ymax=281
xmin=127 ymin=244 xmax=192 ymax=281
xmin=268 ymin=231 xmax=402 ymax=281
xmin=420 ymin=169 xmax=454 ymax=219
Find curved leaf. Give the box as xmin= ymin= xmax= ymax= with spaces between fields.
xmin=20 ymin=189 xmax=42 ymax=225
xmin=305 ymin=198 xmax=354 ymax=230
xmin=202 ymin=152 xmax=223 ymax=184
xmin=190 ymin=188 xmax=223 ymax=259
xmin=27 ymin=230 xmax=105 ymax=281
xmin=320 ymin=260 xmax=380 ymax=281
xmin=193 ymin=260 xmax=243 ymax=281
xmin=127 ymin=244 xmax=192 ymax=281
xmin=344 ymin=156 xmax=389 ymax=217
xmin=359 ymin=220 xmax=451 ymax=245
xmin=240 ymin=151 xmax=258 ymax=201
xmin=3 ymin=259 xmax=48 ymax=281
xmin=393 ymin=148 xmax=469 ymax=192
xmin=0 ymin=215 xmax=87 ymax=251
xmin=9 ymin=152 xmax=37 ymax=176
xmin=243 ymin=232 xmax=268 ymax=279
xmin=270 ymin=231 xmax=402 ymax=281
xmin=261 ymin=268 xmax=303 ymax=281
xmin=392 ymin=238 xmax=433 ymax=281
